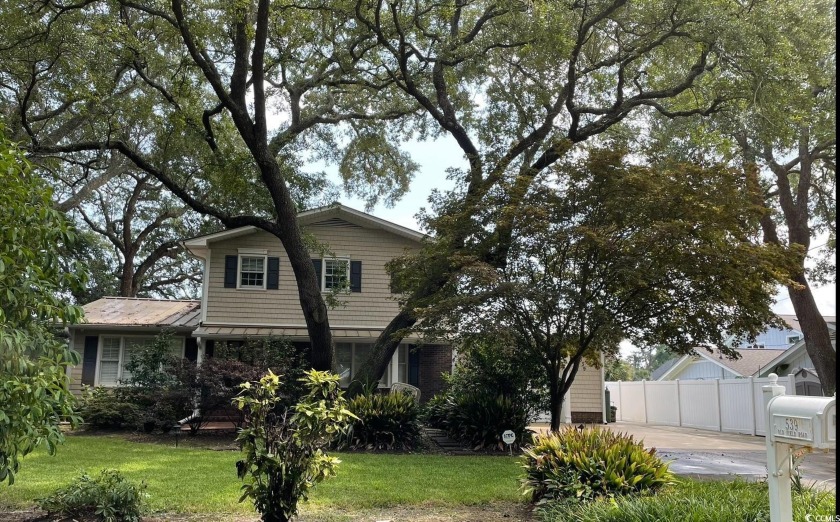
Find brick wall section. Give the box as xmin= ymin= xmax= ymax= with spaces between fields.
xmin=417 ymin=345 xmax=452 ymax=402
xmin=571 ymin=411 xmax=604 ymax=424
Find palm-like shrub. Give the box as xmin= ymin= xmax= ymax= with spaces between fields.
xmin=340 ymin=392 xmax=420 ymax=450
xmin=442 ymin=392 xmax=533 ymax=450
xmin=521 ymin=427 xmax=673 ymax=504
xmin=421 ymin=338 xmax=543 ymax=451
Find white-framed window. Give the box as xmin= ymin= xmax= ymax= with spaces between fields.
xmin=96 ymin=335 xmax=184 ymax=386
xmin=787 ymin=335 xmax=801 ymax=345
xmin=238 ymin=255 xmax=267 ymax=289
xmin=335 ymin=342 xmax=408 ymax=388
xmin=323 ymin=258 xmax=350 ymax=291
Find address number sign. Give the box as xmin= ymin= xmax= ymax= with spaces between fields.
xmin=772 ymin=415 xmax=813 ymax=442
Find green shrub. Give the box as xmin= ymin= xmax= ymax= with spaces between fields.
xmin=121 ymin=387 xmax=193 ymax=433
xmin=425 ymin=391 xmax=533 ymax=450
xmin=234 ymin=370 xmax=356 ymax=522
xmin=422 ymin=338 xmax=543 ymax=451
xmin=78 ymin=386 xmax=141 ymax=430
xmin=537 ymin=478 xmax=836 ymax=522
xmin=36 ymin=469 xmax=147 ymax=522
xmin=420 ymin=393 xmax=449 ymax=427
xmin=340 ymin=392 xmax=421 ymax=450
xmin=522 ymin=427 xmax=673 ymax=504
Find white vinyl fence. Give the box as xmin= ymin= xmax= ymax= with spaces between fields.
xmin=606 ymin=375 xmax=796 ymax=436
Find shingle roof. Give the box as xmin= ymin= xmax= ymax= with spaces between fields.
xmin=78 ymin=297 xmax=201 ymax=329
xmin=776 ymin=314 xmax=836 ymax=332
xmin=694 ymin=346 xmax=787 ymax=377
xmin=649 ymin=357 xmax=677 ymax=380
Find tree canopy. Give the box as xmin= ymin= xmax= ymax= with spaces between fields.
xmin=0 ymin=0 xmax=422 ymax=370
xmin=350 ymin=0 xmax=780 ymax=388
xmin=405 ymin=149 xmax=797 ymax=429
xmin=1 ymin=0 xmax=829 ymax=391
xmin=644 ymin=0 xmax=836 ymax=393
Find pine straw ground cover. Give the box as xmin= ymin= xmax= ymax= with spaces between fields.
xmin=0 ymin=432 xmax=530 ymax=521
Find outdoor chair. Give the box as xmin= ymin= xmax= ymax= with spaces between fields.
xmin=390 ymin=382 xmax=421 ymax=403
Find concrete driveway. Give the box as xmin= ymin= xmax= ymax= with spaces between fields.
xmin=531 ymin=422 xmax=836 ymax=490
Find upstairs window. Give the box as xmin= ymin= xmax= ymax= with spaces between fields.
xmin=312 ymin=258 xmax=362 ymax=292
xmin=224 ymin=254 xmax=279 ymax=290
xmin=239 ymin=255 xmax=266 ymax=289
xmin=787 ymin=335 xmax=801 ymax=344
xmin=324 ymin=258 xmax=350 ymax=290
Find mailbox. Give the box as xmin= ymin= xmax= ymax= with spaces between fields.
xmin=766 ymin=394 xmax=836 ymax=450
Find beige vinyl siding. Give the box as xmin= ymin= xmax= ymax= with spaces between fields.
xmin=569 ymin=363 xmax=603 ymax=414
xmin=204 ymin=223 xmax=419 ymax=327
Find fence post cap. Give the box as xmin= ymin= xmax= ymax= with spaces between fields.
xmin=768 ymin=373 xmax=778 ymax=385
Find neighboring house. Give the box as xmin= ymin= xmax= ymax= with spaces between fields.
xmin=68 ymin=203 xmax=605 ymax=422
xmin=652 ymin=314 xmax=837 ymax=385
xmin=757 ymin=321 xmax=836 ymax=395
xmin=653 ymin=346 xmax=787 ymax=381
xmin=726 ymin=315 xmax=834 ymax=350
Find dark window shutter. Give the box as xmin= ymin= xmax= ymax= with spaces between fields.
xmin=312 ymin=259 xmax=322 ymax=290
xmin=350 ymin=261 xmax=362 ymax=292
xmin=267 ymin=257 xmax=280 ymax=289
xmin=408 ymin=345 xmax=420 ymax=387
xmin=81 ymin=336 xmax=99 ymax=386
xmin=184 ymin=338 xmax=198 ymax=362
xmin=205 ymin=340 xmax=215 ymax=359
xmin=224 ymin=255 xmax=238 ymax=288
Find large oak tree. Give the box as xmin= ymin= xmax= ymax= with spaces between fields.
xmin=348 ymin=0 xmax=768 ymax=389
xmin=1 ymin=0 xmax=418 ymax=370
xmin=646 ymin=0 xmax=836 ymax=393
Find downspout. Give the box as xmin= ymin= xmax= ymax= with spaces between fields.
xmin=178 ymin=411 xmax=201 ymax=425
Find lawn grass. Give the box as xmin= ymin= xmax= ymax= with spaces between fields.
xmin=0 ymin=433 xmax=523 ymax=517
xmin=537 ymin=478 xmax=837 ymax=522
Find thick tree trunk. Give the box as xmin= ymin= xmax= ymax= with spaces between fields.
xmin=223 ymin=102 xmax=335 ymax=372
xmin=743 ymin=144 xmax=836 ymax=396
xmin=787 ymin=274 xmax=836 ymax=395
xmin=281 ymin=231 xmax=334 ymax=372
xmin=349 ymin=309 xmax=415 ymax=396
xmin=548 ymin=372 xmax=564 ymax=432
xmin=119 ymin=256 xmax=136 ymax=297
xmin=250 ymin=148 xmax=334 ymax=372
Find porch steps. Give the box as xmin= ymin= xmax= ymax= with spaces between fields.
xmin=422 ymin=427 xmax=473 ymax=455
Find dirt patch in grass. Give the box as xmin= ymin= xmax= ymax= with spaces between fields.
xmin=1 ymin=502 xmax=535 ymax=522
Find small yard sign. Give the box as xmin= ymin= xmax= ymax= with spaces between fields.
xmin=501 ymin=430 xmax=515 ymax=445
xmin=502 ymin=430 xmax=515 ymax=455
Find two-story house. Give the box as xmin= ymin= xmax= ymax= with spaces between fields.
xmin=67 ymin=204 xmax=605 ymax=422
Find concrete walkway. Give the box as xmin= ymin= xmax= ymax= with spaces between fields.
xmin=531 ymin=421 xmax=836 ymax=490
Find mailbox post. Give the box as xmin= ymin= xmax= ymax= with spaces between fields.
xmin=763 ymin=373 xmax=836 ymax=522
